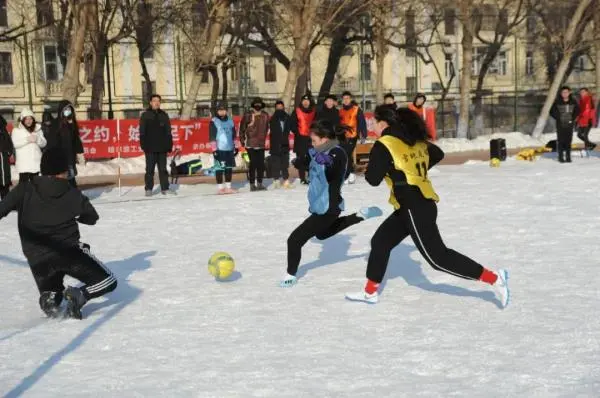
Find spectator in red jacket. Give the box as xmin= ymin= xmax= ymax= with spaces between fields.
xmin=577 ymin=88 xmax=596 ymax=150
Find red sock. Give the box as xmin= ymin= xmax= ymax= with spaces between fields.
xmin=365 ymin=279 xmax=379 ymax=294
xmin=479 ymin=268 xmax=498 ymax=285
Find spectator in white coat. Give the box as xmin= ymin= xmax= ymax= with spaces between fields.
xmin=11 ymin=108 xmax=47 ymax=183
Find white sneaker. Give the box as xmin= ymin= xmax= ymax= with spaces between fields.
xmin=494 ymin=269 xmax=510 ymax=309
xmin=345 ymin=290 xmax=379 ymax=304
xmin=279 ymin=274 xmax=297 ymax=288
xmin=347 ymin=173 xmax=357 ymax=184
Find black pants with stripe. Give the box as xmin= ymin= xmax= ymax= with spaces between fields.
xmin=367 ymin=200 xmax=484 ymax=283
xmin=30 ymin=243 xmax=117 ymax=302
xmin=287 ymin=212 xmax=364 ymax=276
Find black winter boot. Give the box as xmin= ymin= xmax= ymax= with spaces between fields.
xmin=39 ymin=291 xmax=63 ymax=318
xmin=565 ymin=150 xmax=572 ymax=163
xmin=64 ymin=286 xmax=88 ymax=320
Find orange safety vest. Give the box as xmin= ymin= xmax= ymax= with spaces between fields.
xmin=408 ymin=103 xmax=425 ymax=119
xmin=296 ymin=108 xmax=316 ymax=137
xmin=339 ymin=105 xmax=359 ymax=138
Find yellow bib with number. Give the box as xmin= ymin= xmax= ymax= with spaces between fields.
xmin=378 ymin=135 xmax=439 ymax=209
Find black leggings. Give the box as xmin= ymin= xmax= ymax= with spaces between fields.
xmin=577 ymin=124 xmax=595 ymax=147
xmin=287 ymin=212 xmax=363 ymax=276
xmin=19 ymin=172 xmax=38 ymax=184
xmin=0 ymin=185 xmax=9 ymax=200
xmin=367 ymin=200 xmax=484 ymax=283
xmin=247 ymin=148 xmax=265 ymax=184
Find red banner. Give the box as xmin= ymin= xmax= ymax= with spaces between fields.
xmin=8 ymin=112 xmax=416 ymax=160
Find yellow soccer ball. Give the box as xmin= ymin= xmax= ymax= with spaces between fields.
xmin=208 ymin=252 xmax=235 ymax=280
xmin=490 ymin=158 xmax=500 ymax=167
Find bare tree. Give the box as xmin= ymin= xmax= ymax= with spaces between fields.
xmin=180 ymin=0 xmax=231 ymax=120
xmin=455 ymin=0 xmax=477 ymax=139
xmin=531 ymin=0 xmax=595 ymax=137
xmin=62 ymin=0 xmax=95 ymax=104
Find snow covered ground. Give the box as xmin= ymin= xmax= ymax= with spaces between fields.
xmin=1 ymin=155 xmax=600 ymax=397
xmin=12 ymin=129 xmax=600 ymax=179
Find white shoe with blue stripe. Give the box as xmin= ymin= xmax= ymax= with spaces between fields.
xmin=358 ymin=206 xmax=383 ymax=220
xmin=345 ymin=290 xmax=379 ymax=304
xmin=494 ymin=269 xmax=510 ymax=309
xmin=279 ymin=274 xmax=297 ymax=288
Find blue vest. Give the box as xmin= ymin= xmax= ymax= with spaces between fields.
xmin=213 ymin=117 xmax=235 ymax=151
xmin=307 ymin=147 xmax=346 ymax=215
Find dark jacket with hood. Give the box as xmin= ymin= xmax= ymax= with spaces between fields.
xmin=139 ymin=106 xmax=173 ymax=153
xmin=0 ymin=176 xmax=98 ymax=264
xmin=46 ymin=100 xmax=84 ymax=171
xmin=366 ymin=127 xmax=444 ymax=209
xmin=550 ymin=95 xmax=580 ymax=130
xmin=0 ymin=115 xmax=14 ymax=187
xmin=316 ymin=105 xmax=340 ymax=128
xmin=269 ymin=109 xmax=290 ymax=155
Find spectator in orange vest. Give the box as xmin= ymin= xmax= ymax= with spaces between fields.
xmin=339 ymin=91 xmax=367 ymax=184
xmin=576 ymin=88 xmax=596 ymax=150
xmin=289 ymin=94 xmax=316 ymax=184
xmin=408 ymin=93 xmax=427 ymax=119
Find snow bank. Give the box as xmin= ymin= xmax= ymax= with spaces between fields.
xmin=435 ymin=132 xmax=547 ymax=153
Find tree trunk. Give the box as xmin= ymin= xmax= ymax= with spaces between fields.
xmin=181 ymin=0 xmax=230 ymax=120
xmin=294 ymin=67 xmax=309 ymax=106
xmin=62 ymin=1 xmax=90 ymax=104
xmin=89 ymin=38 xmax=107 ymax=120
xmin=532 ymin=0 xmax=593 ymax=138
xmin=137 ymin=43 xmax=153 ymax=108
xmin=209 ymin=66 xmax=219 ymax=111
xmin=317 ymin=26 xmax=350 ymax=101
xmin=375 ymin=47 xmax=386 ymax=105
xmin=221 ymin=63 xmax=229 ymax=102
xmin=457 ymin=1 xmax=473 ymax=139
xmin=472 ymin=45 xmax=499 ymax=137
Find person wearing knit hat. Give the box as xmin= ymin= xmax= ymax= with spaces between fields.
xmin=0 ymin=147 xmax=117 ymax=320
xmin=288 ymin=93 xmax=316 ymax=184
xmin=11 ymin=108 xmax=47 ymax=183
xmin=240 ymin=97 xmax=270 ymax=191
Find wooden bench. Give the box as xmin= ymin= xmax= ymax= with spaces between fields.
xmin=353 ymin=142 xmax=373 ymax=172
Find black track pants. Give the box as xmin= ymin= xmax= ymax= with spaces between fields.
xmin=287 ymin=212 xmax=363 ymax=276
xmin=367 ymin=200 xmax=484 ymax=283
xmin=247 ymin=148 xmax=265 ymax=184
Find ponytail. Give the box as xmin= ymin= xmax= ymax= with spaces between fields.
xmin=310 ymin=120 xmax=348 ymax=143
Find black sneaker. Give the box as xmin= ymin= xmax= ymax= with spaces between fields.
xmin=145 ymin=190 xmax=152 ymax=197
xmin=250 ymin=184 xmax=257 ymax=192
xmin=39 ymin=291 xmax=62 ymax=318
xmin=64 ymin=287 xmax=87 ymax=320
xmin=256 ymin=183 xmax=267 ymax=191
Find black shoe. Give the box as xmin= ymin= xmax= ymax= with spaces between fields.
xmin=256 ymin=183 xmax=266 ymax=191
xmin=39 ymin=291 xmax=62 ymax=318
xmin=64 ymin=287 xmax=87 ymax=320
xmin=566 ymin=152 xmax=572 ymax=163
xmin=300 ymin=179 xmax=309 ymax=185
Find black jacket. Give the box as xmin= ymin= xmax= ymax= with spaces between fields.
xmin=0 ymin=176 xmax=98 ymax=264
xmin=0 ymin=116 xmax=14 ymax=187
xmin=550 ymin=96 xmax=580 ymax=129
xmin=46 ymin=100 xmax=84 ymax=170
xmin=366 ymin=127 xmax=444 ymax=208
xmin=140 ymin=108 xmax=173 ymax=153
xmin=269 ymin=110 xmax=290 ymax=155
xmin=315 ymin=105 xmax=340 ymax=128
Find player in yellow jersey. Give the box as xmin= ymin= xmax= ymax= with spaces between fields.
xmin=345 ymin=106 xmax=510 ymax=308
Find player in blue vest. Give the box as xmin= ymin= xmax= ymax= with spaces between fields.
xmin=209 ymin=103 xmax=237 ymax=194
xmin=280 ymin=120 xmax=383 ymax=287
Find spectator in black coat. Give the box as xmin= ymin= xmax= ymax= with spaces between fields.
xmin=550 ymin=86 xmax=580 ymax=163
xmin=269 ymin=100 xmax=292 ymax=188
xmin=0 ymin=115 xmax=14 ymax=199
xmin=45 ymin=100 xmax=84 ymax=188
xmin=316 ymin=94 xmax=340 ymax=128
xmin=383 ymin=93 xmax=397 ymax=110
xmin=139 ymin=94 xmax=173 ymax=196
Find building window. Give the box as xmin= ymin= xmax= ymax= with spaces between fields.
xmin=136 ymin=2 xmax=154 ymax=59
xmin=141 ymin=80 xmax=156 ymax=106
xmin=0 ymin=108 xmax=13 ymax=121
xmin=405 ymin=76 xmax=417 ymax=94
xmin=405 ymin=9 xmax=416 ymax=57
xmin=444 ymin=53 xmax=454 ymax=77
xmin=230 ymin=64 xmax=238 ymax=81
xmin=0 ymin=0 xmax=7 ymax=27
xmin=0 ymin=52 xmax=13 ymax=85
xmin=361 ymin=54 xmax=371 ymax=81
xmin=43 ymin=45 xmax=63 ymax=81
xmin=476 ymin=5 xmax=498 ymax=31
xmin=36 ymin=0 xmax=54 ymax=26
xmin=525 ymin=51 xmax=534 ymax=76
xmin=192 ymin=0 xmax=207 ymax=29
xmin=201 ymin=69 xmax=209 ymax=84
xmin=526 ymin=14 xmax=536 ymax=35
xmin=264 ymin=55 xmax=276 ymax=83
xmin=444 ymin=9 xmax=455 ymax=35
xmin=574 ymin=56 xmax=585 ymax=73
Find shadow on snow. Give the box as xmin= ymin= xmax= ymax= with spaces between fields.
xmin=4 ymin=250 xmax=155 ymax=398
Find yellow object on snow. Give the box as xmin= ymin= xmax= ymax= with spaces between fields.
xmin=490 ymin=158 xmax=501 ymax=167
xmin=516 ymin=146 xmax=551 ymax=161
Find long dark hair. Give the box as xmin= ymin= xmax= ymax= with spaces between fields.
xmin=309 ymin=119 xmax=348 ymax=143
xmin=374 ymin=105 xmax=430 ymax=145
